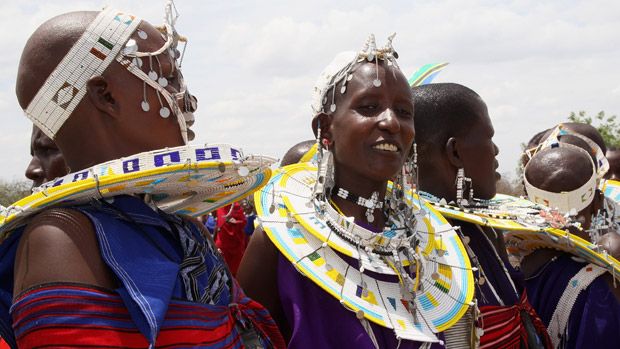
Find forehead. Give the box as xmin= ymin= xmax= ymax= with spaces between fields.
xmin=466 ymin=98 xmax=493 ymax=134
xmin=347 ymin=62 xmax=410 ymax=93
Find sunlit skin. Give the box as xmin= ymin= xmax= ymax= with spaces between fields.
xmin=25 ymin=126 xmax=68 ymax=187
xmin=237 ymin=60 xmax=414 ymax=342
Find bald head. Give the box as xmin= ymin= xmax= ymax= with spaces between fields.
xmin=281 ymin=140 xmax=315 ymax=166
xmin=525 ymin=146 xmax=593 ymax=193
xmin=16 ymin=11 xmax=98 ymax=109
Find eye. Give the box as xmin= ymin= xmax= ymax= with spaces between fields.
xmin=356 ymin=102 xmax=380 ymax=116
xmin=397 ymin=108 xmax=413 ymax=118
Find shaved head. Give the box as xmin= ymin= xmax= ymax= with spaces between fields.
xmin=281 ymin=140 xmax=314 ymax=166
xmin=412 ymin=83 xmax=484 ymax=158
xmin=525 ymin=146 xmax=593 ymax=193
xmin=16 ymin=11 xmax=98 ymax=109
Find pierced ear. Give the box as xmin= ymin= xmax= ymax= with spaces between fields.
xmin=86 ymin=76 xmax=120 ymax=117
xmin=445 ymin=137 xmax=464 ymax=168
xmin=312 ymin=113 xmax=333 ymax=143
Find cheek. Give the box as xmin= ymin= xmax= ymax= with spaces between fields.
xmin=402 ymin=121 xmax=415 ymax=144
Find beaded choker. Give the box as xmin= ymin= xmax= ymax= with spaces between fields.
xmin=334 ymin=186 xmax=383 ymax=223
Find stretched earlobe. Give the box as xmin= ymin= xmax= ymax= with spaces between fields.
xmin=86 ymin=76 xmax=120 ymax=118
xmin=312 ymin=113 xmax=333 ymax=143
xmin=445 ymin=137 xmax=464 ymax=168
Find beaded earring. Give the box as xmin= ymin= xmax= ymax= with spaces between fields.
xmin=313 ymin=126 xmax=335 ymax=203
xmin=456 ymin=168 xmax=473 ymax=206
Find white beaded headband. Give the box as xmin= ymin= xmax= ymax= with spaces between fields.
xmin=311 ymin=33 xmax=400 ymax=117
xmin=524 ymin=143 xmax=597 ymax=214
xmin=25 ymin=8 xmax=141 ymax=139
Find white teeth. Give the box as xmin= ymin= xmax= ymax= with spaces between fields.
xmin=373 ymin=143 xmax=398 ymax=152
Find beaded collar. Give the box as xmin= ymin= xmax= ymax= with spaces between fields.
xmin=256 ymin=162 xmax=475 ymax=343
xmin=417 ymin=191 xmax=620 ymax=281
xmin=0 ymin=143 xmax=275 ymax=241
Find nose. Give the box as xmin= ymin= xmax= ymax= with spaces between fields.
xmin=493 ymin=142 xmax=499 ymax=156
xmin=25 ymin=157 xmax=44 ymax=187
xmin=378 ymin=108 xmax=400 ymax=134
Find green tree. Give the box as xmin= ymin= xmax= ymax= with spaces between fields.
xmin=0 ymin=180 xmax=32 ymax=207
xmin=568 ymin=110 xmax=620 ymax=148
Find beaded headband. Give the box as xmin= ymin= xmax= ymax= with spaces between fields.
xmin=524 ymin=143 xmax=597 ymax=214
xmin=25 ymin=1 xmax=193 ymax=143
xmin=311 ymin=34 xmax=400 ymax=117
xmin=25 ymin=8 xmax=141 ymax=139
xmin=525 ymin=124 xmax=609 ymax=179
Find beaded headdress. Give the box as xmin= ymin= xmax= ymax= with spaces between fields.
xmin=311 ymin=34 xmax=400 ymax=117
xmin=24 ymin=1 xmax=193 ymax=143
xmin=525 ymin=124 xmax=609 ymax=179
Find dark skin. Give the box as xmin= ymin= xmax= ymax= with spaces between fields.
xmin=26 ymin=126 xmax=68 ymax=187
xmin=521 ymin=147 xmax=620 ymax=300
xmin=417 ymin=96 xmax=499 ymax=203
xmin=237 ymin=61 xmax=415 ymax=341
xmin=16 ymin=12 xmax=194 ymax=172
xmin=280 ymin=139 xmax=315 ymax=166
xmin=13 ymin=13 xmax=195 ymax=297
xmin=605 ymin=149 xmax=620 ymax=180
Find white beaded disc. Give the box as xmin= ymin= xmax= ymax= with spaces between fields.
xmin=159 ymin=107 xmax=170 ymax=118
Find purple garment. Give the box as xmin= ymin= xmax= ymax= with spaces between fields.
xmin=277 ymin=254 xmax=445 ymax=349
xmin=526 ymin=253 xmax=620 ymax=348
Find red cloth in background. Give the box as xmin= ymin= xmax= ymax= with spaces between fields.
xmin=0 ymin=338 xmax=9 ymax=349
xmin=215 ymin=203 xmax=248 ymax=275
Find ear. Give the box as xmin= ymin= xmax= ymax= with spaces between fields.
xmin=86 ymin=76 xmax=120 ymax=118
xmin=445 ymin=137 xmax=464 ymax=168
xmin=312 ymin=113 xmax=333 ymax=143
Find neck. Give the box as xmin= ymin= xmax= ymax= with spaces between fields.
xmin=418 ymin=161 xmax=457 ymax=203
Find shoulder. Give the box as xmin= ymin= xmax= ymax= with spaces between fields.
xmin=13 ymin=208 xmax=116 ymax=297
xmin=237 ymin=227 xmax=290 ymax=339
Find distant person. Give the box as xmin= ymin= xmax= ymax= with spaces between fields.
xmin=523 ymin=145 xmax=620 ymax=348
xmin=280 ymin=139 xmax=315 ymax=166
xmin=215 ymin=202 xmax=248 ymax=275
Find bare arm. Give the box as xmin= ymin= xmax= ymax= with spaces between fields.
xmin=13 ymin=208 xmax=116 ymax=297
xmin=237 ymin=228 xmax=290 ymax=341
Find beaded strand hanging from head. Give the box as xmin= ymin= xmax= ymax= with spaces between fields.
xmin=24 ymin=0 xmax=195 ymax=143
xmin=311 ymin=33 xmax=418 ymax=226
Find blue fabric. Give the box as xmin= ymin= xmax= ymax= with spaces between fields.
xmin=526 ymin=253 xmax=620 ymax=348
xmin=0 ymin=195 xmax=232 ymax=347
xmin=244 ymin=215 xmax=256 ymax=236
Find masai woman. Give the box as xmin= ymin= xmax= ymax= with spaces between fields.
xmin=239 ymin=36 xmax=475 ymax=348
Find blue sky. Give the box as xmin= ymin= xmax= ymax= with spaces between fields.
xmin=1 ymin=0 xmax=619 ymax=180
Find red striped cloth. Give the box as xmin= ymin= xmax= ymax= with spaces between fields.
xmin=11 ymin=284 xmax=285 ymax=349
xmin=479 ymin=292 xmax=552 ymax=349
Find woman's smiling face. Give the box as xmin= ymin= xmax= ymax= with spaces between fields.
xmin=326 ymin=61 xmax=415 ymax=184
